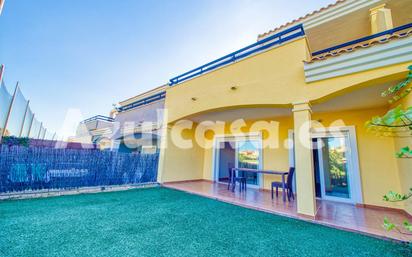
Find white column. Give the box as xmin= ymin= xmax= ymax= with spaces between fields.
xmin=369 ymin=4 xmax=393 ymax=34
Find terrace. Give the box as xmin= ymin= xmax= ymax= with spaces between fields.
xmin=164 ymin=180 xmax=412 ymax=242
xmin=1 ymin=0 xmax=411 ymax=255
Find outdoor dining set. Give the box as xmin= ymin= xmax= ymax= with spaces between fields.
xmin=227 ymin=167 xmax=295 ymax=202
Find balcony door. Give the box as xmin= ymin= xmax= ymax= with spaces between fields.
xmin=214 ymin=134 xmax=263 ymax=188
xmin=312 ymin=127 xmax=362 ymax=204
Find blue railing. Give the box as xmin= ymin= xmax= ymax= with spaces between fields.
xmin=81 ymin=115 xmax=114 ymax=124
xmin=312 ymin=22 xmax=412 ymax=56
xmin=169 ymin=24 xmax=305 ymax=86
xmin=118 ymin=91 xmax=166 ymax=112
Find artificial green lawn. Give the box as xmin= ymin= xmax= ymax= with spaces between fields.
xmin=0 ymin=187 xmax=410 ymax=257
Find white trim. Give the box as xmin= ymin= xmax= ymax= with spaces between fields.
xmin=212 ymin=133 xmax=264 ymax=189
xmin=304 ymin=36 xmax=412 ymax=82
xmin=213 ymin=132 xmax=261 ymax=139
xmin=0 ymin=0 xmax=4 ymax=16
xmin=288 ymin=129 xmax=295 ymax=168
xmin=311 ymin=126 xmax=363 ymax=204
xmin=288 ymin=129 xmax=296 ymax=193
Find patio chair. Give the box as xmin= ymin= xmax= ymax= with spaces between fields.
xmin=271 ymin=167 xmax=295 ymax=201
xmin=235 ymin=174 xmax=247 ymax=192
xmin=227 ymin=163 xmax=234 ymax=190
xmin=228 ymin=164 xmax=247 ymax=192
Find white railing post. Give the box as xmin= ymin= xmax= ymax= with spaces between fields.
xmin=42 ymin=129 xmax=47 ymax=140
xmin=37 ymin=122 xmax=43 ymax=139
xmin=0 ymin=64 xmax=4 ymax=84
xmin=0 ymin=64 xmax=4 ymax=143
xmin=0 ymin=82 xmax=19 ymax=143
xmin=19 ymin=100 xmax=30 ymax=137
xmin=26 ymin=113 xmax=35 ymax=139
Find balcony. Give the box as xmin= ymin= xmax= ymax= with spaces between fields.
xmin=169 ymin=24 xmax=305 ymax=86
xmin=80 ymin=115 xmax=114 ymax=132
xmin=117 ymin=91 xmax=166 ymax=112
xmin=81 ymin=115 xmax=114 ymax=123
xmin=304 ymin=22 xmax=412 ymax=82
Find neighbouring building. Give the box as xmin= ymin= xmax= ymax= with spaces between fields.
xmin=111 ymin=85 xmax=166 ymax=153
xmin=75 ymin=85 xmax=166 ymax=153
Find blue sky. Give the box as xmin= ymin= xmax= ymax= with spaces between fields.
xmin=0 ymin=0 xmax=332 ymax=136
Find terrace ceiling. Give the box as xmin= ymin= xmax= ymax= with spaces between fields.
xmin=186 ymin=82 xmax=394 ymax=123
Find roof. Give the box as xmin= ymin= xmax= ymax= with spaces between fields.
xmin=258 ymin=0 xmax=346 ymax=39
xmin=305 ymin=29 xmax=412 ymax=63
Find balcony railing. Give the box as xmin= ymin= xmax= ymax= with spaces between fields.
xmin=118 ymin=91 xmax=166 ymax=112
xmin=312 ymin=22 xmax=412 ymax=56
xmin=169 ymin=24 xmax=305 ymax=86
xmin=81 ymin=115 xmax=114 ymax=124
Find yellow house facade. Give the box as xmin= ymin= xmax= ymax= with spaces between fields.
xmin=158 ymin=0 xmax=412 ymax=218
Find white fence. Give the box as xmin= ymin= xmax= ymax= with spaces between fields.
xmin=0 ymin=65 xmax=56 ymax=142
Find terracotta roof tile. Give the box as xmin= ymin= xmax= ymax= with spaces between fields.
xmin=305 ymin=30 xmax=412 ymax=63
xmin=258 ymin=0 xmax=346 ymax=39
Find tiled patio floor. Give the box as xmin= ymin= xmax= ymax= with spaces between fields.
xmin=163 ymin=180 xmax=412 ymax=242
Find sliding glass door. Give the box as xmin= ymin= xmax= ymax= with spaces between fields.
xmin=313 ymin=128 xmax=362 ymax=204
xmin=317 ymin=136 xmax=350 ymax=199
xmin=236 ymin=138 xmax=261 ymax=186
xmin=214 ymin=135 xmax=262 ymax=187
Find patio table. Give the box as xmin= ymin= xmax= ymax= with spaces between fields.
xmin=230 ymin=168 xmax=289 ymax=202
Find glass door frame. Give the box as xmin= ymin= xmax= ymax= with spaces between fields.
xmin=311 ymin=126 xmax=363 ymax=204
xmin=212 ymin=132 xmax=263 ymax=189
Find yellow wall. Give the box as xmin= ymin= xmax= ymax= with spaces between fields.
xmin=161 ymin=106 xmax=404 ymax=209
xmin=200 ymin=117 xmax=293 ymax=188
xmin=160 ymin=123 xmax=205 ymax=182
xmin=312 ymin=107 xmax=403 ymax=209
xmin=164 ymin=38 xmax=310 ymax=123
xmin=161 ymin=33 xmax=411 ymax=212
xmin=393 ymin=91 xmax=412 ymax=214
xmin=161 ymin=116 xmax=293 ymax=185
xmin=164 ymin=36 xmax=411 ymax=123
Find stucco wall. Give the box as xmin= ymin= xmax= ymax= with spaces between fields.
xmin=160 ymin=123 xmax=205 ymax=182
xmin=393 ymin=91 xmax=412 ymax=214
xmin=312 ymin=107 xmax=403 ymax=209
xmin=168 ymin=107 xmax=403 ymax=209
xmin=160 ymin=34 xmax=411 ymax=211
xmin=201 ymin=117 xmax=292 ymax=188
xmin=164 ymin=38 xmax=310 ymax=123
xmin=165 ymin=36 xmax=411 ymax=123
